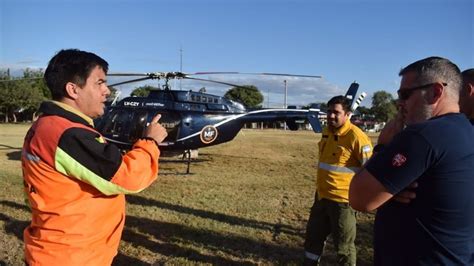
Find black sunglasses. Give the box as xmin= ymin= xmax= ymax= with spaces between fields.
xmin=397 ymin=82 xmax=447 ymax=101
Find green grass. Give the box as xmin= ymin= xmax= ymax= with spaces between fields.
xmin=0 ymin=124 xmax=377 ymax=265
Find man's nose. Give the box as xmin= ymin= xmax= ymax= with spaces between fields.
xmin=104 ymin=85 xmax=111 ymax=96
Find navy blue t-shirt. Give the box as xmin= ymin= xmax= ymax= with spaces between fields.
xmin=366 ymin=113 xmax=474 ymax=265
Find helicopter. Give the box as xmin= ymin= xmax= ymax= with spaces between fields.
xmin=95 ymin=72 xmax=363 ymax=161
xmin=1 ymin=70 xmax=364 ymax=173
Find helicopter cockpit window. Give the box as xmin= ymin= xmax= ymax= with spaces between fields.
xmin=128 ymin=111 xmax=148 ymax=143
xmin=100 ymin=110 xmax=131 ymax=137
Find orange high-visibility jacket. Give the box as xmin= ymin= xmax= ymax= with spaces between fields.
xmin=22 ymin=101 xmax=160 ymax=266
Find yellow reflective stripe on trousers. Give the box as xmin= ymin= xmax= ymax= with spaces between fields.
xmin=318 ymin=162 xmax=360 ymax=173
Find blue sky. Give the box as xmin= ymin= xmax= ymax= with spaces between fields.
xmin=1 ymin=0 xmax=472 ymax=107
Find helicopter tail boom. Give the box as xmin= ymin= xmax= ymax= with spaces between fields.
xmin=237 ymin=109 xmax=322 ymax=133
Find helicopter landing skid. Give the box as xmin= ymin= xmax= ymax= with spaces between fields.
xmin=183 ymin=149 xmax=191 ymax=174
xmin=180 ymin=149 xmax=199 ymax=174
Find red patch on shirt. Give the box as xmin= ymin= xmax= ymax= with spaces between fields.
xmin=392 ymin=153 xmax=407 ymax=167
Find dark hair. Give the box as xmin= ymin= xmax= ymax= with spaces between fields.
xmin=399 ymin=56 xmax=462 ymax=100
xmin=44 ymin=49 xmax=109 ymax=100
xmin=462 ymin=68 xmax=474 ymax=84
xmin=327 ymin=95 xmax=351 ymax=112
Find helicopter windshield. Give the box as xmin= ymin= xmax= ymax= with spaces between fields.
xmin=100 ymin=110 xmax=131 ymax=138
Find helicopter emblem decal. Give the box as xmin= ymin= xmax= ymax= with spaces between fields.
xmin=200 ymin=125 xmax=219 ymax=144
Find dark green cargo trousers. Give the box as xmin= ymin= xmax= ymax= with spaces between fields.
xmin=304 ymin=194 xmax=357 ymax=266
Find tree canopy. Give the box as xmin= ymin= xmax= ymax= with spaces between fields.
xmin=371 ymin=90 xmax=397 ymax=122
xmin=224 ymin=85 xmax=263 ymax=108
xmin=0 ymin=68 xmax=48 ymax=122
xmin=131 ymin=85 xmax=158 ymax=97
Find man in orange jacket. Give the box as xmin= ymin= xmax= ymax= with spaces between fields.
xmin=22 ymin=49 xmax=168 ymax=265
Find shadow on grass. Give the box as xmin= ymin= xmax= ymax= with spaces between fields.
xmin=1 ymin=143 xmax=23 ymax=161
xmin=122 ymin=215 xmax=301 ymax=265
xmin=112 ymin=252 xmax=150 ymax=266
xmin=0 ymin=144 xmax=22 ymax=150
xmin=126 ymin=194 xmax=301 ymax=236
xmin=6 ymin=151 xmax=22 ymax=161
xmin=0 ymin=201 xmax=30 ymax=241
xmin=0 ymin=200 xmax=303 ymax=264
xmin=199 ymin=152 xmax=261 ymax=160
xmin=0 ymin=200 xmax=30 ymax=212
xmin=156 ymin=158 xmax=211 ymax=175
xmin=0 ymin=213 xmax=29 ymax=241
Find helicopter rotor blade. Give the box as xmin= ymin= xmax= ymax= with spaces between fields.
xmin=105 ymin=71 xmax=322 ymax=88
xmin=183 ymin=77 xmax=251 ymax=89
xmin=107 ymin=72 xmax=185 ymax=80
xmin=107 ymin=73 xmax=149 ymax=77
xmin=0 ymin=77 xmax=43 ymax=83
xmin=190 ymin=72 xmax=322 ymax=79
xmin=108 ymin=76 xmax=153 ymax=87
xmin=108 ymin=71 xmax=322 ymax=79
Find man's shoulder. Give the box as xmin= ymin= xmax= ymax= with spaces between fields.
xmin=347 ymin=123 xmax=370 ymax=141
xmin=407 ymin=113 xmax=471 ymax=139
xmin=411 ymin=113 xmax=468 ymax=128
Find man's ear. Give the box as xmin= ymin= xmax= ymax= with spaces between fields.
xmin=427 ymin=82 xmax=444 ymax=104
xmin=467 ymin=83 xmax=474 ymax=97
xmin=65 ymin=82 xmax=79 ymax=99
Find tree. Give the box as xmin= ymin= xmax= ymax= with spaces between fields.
xmin=371 ymin=90 xmax=397 ymax=122
xmin=0 ymin=68 xmax=46 ymax=122
xmin=224 ymin=85 xmax=263 ymax=108
xmin=23 ymin=68 xmax=50 ymax=99
xmin=131 ymin=85 xmax=158 ymax=97
xmin=356 ymin=106 xmax=372 ymax=117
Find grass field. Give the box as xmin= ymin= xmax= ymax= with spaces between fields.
xmin=0 ymin=124 xmax=377 ymax=265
